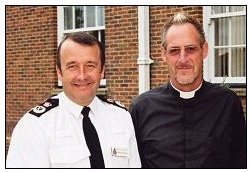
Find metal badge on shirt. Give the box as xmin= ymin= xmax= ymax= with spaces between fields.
xmin=111 ymin=147 xmax=128 ymax=157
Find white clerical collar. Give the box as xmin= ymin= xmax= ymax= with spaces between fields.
xmin=170 ymin=81 xmax=203 ymax=99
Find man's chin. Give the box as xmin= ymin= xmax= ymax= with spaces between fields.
xmin=176 ymin=76 xmax=195 ymax=85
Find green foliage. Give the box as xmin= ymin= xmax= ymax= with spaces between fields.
xmin=220 ymin=76 xmax=230 ymax=88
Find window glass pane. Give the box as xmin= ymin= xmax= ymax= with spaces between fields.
xmin=97 ymin=6 xmax=105 ymax=26
xmin=229 ymin=6 xmax=245 ymax=12
xmin=231 ymin=16 xmax=246 ymax=45
xmin=87 ymin=30 xmax=104 ymax=42
xmin=86 ymin=6 xmax=96 ymax=27
xmin=75 ymin=6 xmax=84 ymax=29
xmin=211 ymin=6 xmax=226 ymax=14
xmin=64 ymin=6 xmax=73 ymax=30
xmin=214 ymin=18 xmax=229 ymax=46
xmin=231 ymin=47 xmax=246 ymax=77
xmin=215 ymin=48 xmax=229 ymax=77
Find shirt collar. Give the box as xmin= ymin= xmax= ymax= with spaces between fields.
xmin=60 ymin=92 xmax=99 ymax=118
xmin=87 ymin=96 xmax=99 ymax=116
xmin=170 ymin=81 xmax=203 ymax=99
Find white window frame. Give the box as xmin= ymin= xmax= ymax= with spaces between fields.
xmin=203 ymin=6 xmax=246 ymax=84
xmin=57 ymin=6 xmax=106 ymax=86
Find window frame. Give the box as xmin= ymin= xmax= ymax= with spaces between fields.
xmin=203 ymin=6 xmax=246 ymax=84
xmin=57 ymin=6 xmax=106 ymax=87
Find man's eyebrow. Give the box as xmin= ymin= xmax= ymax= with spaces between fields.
xmin=86 ymin=61 xmax=98 ymax=64
xmin=184 ymin=44 xmax=197 ymax=47
xmin=167 ymin=46 xmax=180 ymax=49
xmin=85 ymin=61 xmax=98 ymax=66
xmin=65 ymin=61 xmax=77 ymax=66
xmin=168 ymin=44 xmax=197 ymax=48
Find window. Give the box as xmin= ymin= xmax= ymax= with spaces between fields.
xmin=57 ymin=6 xmax=106 ymax=86
xmin=203 ymin=6 xmax=246 ymax=84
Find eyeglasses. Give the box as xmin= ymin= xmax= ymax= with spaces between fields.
xmin=165 ymin=45 xmax=201 ymax=57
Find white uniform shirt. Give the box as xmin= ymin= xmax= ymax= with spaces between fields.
xmin=7 ymin=92 xmax=141 ymax=168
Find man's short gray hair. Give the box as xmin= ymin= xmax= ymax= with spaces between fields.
xmin=161 ymin=12 xmax=206 ymax=48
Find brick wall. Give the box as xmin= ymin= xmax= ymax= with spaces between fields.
xmin=6 ymin=6 xmax=57 ymax=149
xmin=105 ymin=6 xmax=139 ymax=107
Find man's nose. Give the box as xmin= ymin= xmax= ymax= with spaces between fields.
xmin=78 ymin=67 xmax=88 ymax=80
xmin=178 ymin=49 xmax=188 ymax=63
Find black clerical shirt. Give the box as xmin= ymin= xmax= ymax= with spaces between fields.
xmin=129 ymin=81 xmax=246 ymax=168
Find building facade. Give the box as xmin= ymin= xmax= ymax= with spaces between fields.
xmin=6 ymin=6 xmax=246 ymax=152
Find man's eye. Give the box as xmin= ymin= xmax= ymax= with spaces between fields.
xmin=85 ymin=64 xmax=97 ymax=71
xmin=88 ymin=64 xmax=95 ymax=67
xmin=168 ymin=49 xmax=180 ymax=55
xmin=87 ymin=64 xmax=95 ymax=69
xmin=186 ymin=47 xmax=197 ymax=53
xmin=67 ymin=65 xmax=76 ymax=70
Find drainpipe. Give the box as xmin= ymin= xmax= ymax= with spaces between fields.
xmin=137 ymin=6 xmax=154 ymax=94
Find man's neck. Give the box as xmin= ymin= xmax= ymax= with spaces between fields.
xmin=170 ymin=77 xmax=203 ymax=92
xmin=170 ymin=80 xmax=203 ymax=99
xmin=170 ymin=76 xmax=204 ymax=99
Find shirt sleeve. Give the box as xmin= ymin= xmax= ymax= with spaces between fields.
xmin=6 ymin=114 xmax=50 ymax=168
xmin=229 ymin=95 xmax=246 ymax=168
xmin=129 ymin=102 xmax=145 ymax=168
xmin=126 ymin=110 xmax=141 ymax=168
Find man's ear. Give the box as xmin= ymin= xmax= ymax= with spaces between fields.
xmin=101 ymin=66 xmax=105 ymax=79
xmin=56 ymin=66 xmax=62 ymax=82
xmin=202 ymin=41 xmax=208 ymax=60
xmin=161 ymin=46 xmax=168 ymax=62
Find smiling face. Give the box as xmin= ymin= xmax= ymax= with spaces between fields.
xmin=162 ymin=23 xmax=208 ymax=91
xmin=57 ymin=39 xmax=104 ymax=106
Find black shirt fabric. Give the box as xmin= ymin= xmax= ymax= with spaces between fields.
xmin=129 ymin=81 xmax=246 ymax=168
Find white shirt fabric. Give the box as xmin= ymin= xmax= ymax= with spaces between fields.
xmin=6 ymin=92 xmax=141 ymax=168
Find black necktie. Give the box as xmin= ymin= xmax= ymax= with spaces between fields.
xmin=81 ymin=106 xmax=105 ymax=168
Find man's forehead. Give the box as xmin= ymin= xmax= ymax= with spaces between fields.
xmin=165 ymin=23 xmax=200 ymax=39
xmin=165 ymin=26 xmax=201 ymax=47
xmin=167 ymin=23 xmax=198 ymax=33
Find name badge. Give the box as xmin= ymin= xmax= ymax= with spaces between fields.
xmin=111 ymin=147 xmax=128 ymax=157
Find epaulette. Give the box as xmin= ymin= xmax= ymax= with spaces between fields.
xmin=97 ymin=95 xmax=127 ymax=111
xmin=29 ymin=98 xmax=59 ymax=117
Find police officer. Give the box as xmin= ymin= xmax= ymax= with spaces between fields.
xmin=7 ymin=32 xmax=141 ymax=168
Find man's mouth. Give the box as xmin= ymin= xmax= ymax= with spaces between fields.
xmin=73 ymin=82 xmax=91 ymax=87
xmin=176 ymin=64 xmax=192 ymax=70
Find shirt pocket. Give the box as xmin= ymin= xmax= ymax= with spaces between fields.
xmin=109 ymin=129 xmax=130 ymax=168
xmin=49 ymin=144 xmax=90 ymax=168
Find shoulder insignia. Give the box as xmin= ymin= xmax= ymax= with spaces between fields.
xmin=97 ymin=95 xmax=127 ymax=111
xmin=29 ymin=98 xmax=59 ymax=117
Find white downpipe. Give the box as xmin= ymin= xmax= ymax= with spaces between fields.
xmin=137 ymin=6 xmax=154 ymax=94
